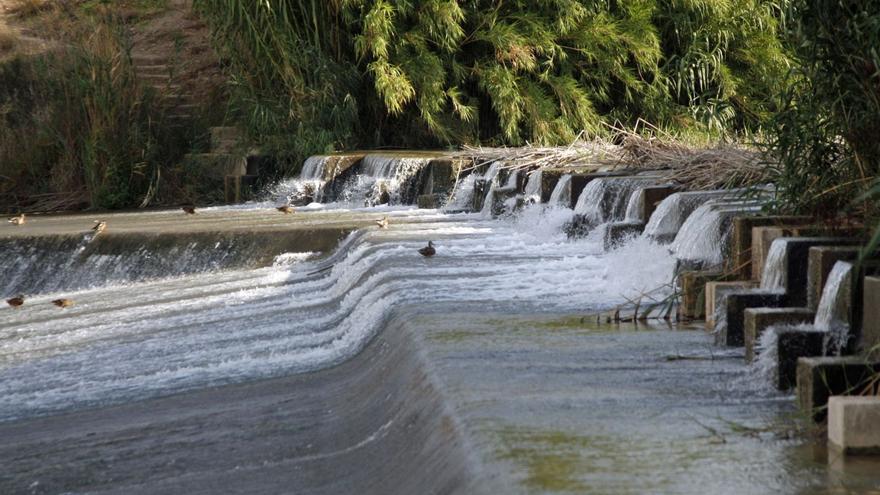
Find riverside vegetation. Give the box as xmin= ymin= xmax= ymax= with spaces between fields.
xmin=0 ymin=0 xmax=878 ymax=233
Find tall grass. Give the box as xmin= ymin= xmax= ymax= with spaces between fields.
xmin=0 ymin=8 xmax=189 ymax=212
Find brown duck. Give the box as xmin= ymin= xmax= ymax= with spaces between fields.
xmin=6 ymin=295 xmax=24 ymax=308
xmin=182 ymin=206 xmax=197 ymax=215
xmin=277 ymin=205 xmax=295 ymax=214
xmin=52 ymin=298 xmax=74 ymax=308
xmin=92 ymin=221 xmax=107 ymax=235
xmin=418 ymin=241 xmax=436 ymax=257
xmin=375 ymin=216 xmax=389 ymax=229
xmin=8 ymin=213 xmax=25 ymax=225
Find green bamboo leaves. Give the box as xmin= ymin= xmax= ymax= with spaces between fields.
xmin=196 ymin=0 xmax=790 ymax=150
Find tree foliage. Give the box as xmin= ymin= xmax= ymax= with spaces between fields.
xmin=195 ymin=0 xmax=790 ymax=156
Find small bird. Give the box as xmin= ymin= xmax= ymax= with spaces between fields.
xmin=418 ymin=241 xmax=436 ymax=257
xmin=8 ymin=213 xmax=25 ymax=225
xmin=182 ymin=206 xmax=197 ymax=215
xmin=277 ymin=205 xmax=295 ymax=214
xmin=92 ymin=221 xmax=107 ymax=235
xmin=375 ymin=216 xmax=389 ymax=229
xmin=6 ymin=295 xmax=24 ymax=308
xmin=52 ymin=298 xmax=74 ymax=308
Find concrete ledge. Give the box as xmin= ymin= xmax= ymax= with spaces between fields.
xmin=744 ymin=308 xmax=815 ymax=363
xmin=604 ymin=221 xmax=644 ymax=250
xmin=861 ymin=277 xmax=880 ymax=352
xmin=641 ymin=185 xmax=679 ymax=223
xmin=829 ymin=396 xmax=880 ymax=455
xmin=797 ymin=357 xmax=880 ymax=422
xmin=777 ymin=328 xmax=826 ymax=390
xmin=706 ymin=281 xmax=755 ymax=328
xmin=718 ymin=291 xmax=786 ymax=346
xmin=679 ymin=270 xmax=724 ymax=321
xmin=729 ymin=216 xmax=811 ymax=280
xmin=807 ymin=246 xmax=860 ymax=311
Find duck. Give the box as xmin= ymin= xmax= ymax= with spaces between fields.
xmin=182 ymin=206 xmax=197 ymax=215
xmin=8 ymin=213 xmax=25 ymax=225
xmin=277 ymin=205 xmax=295 ymax=214
xmin=52 ymin=298 xmax=74 ymax=308
xmin=418 ymin=241 xmax=436 ymax=257
xmin=375 ymin=216 xmax=389 ymax=229
xmin=6 ymin=295 xmax=24 ymax=308
xmin=92 ymin=221 xmax=107 ymax=235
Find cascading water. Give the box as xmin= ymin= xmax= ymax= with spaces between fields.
xmin=573 ymin=177 xmax=657 ymax=225
xmin=339 ymin=155 xmax=432 ymax=207
xmin=642 ymin=191 xmax=728 ymax=242
xmin=624 ymin=188 xmax=645 ymax=222
xmin=548 ymin=174 xmax=572 ymax=207
xmin=760 ymin=239 xmax=789 ymax=291
xmin=669 ymin=201 xmax=763 ymax=268
xmin=814 ymin=261 xmax=854 ymax=352
xmin=270 ymin=155 xmax=329 ymax=205
xmin=523 ymin=170 xmax=542 ymax=204
xmin=445 ymin=162 xmax=501 ymax=212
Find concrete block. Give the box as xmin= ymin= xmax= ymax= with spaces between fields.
xmin=706 ymin=281 xmax=756 ymax=328
xmin=719 ymin=291 xmax=786 ymax=346
xmin=679 ymin=270 xmax=724 ymax=321
xmin=828 ymin=396 xmax=880 ymax=454
xmin=641 ymin=185 xmax=679 ymax=224
xmin=752 ymin=226 xmax=797 ymax=283
xmin=798 ymin=357 xmax=880 ymax=422
xmin=862 ymin=277 xmax=880 ymax=352
xmin=807 ymin=246 xmax=860 ymax=311
xmin=729 ymin=216 xmax=811 ymax=280
xmin=604 ymin=221 xmax=644 ymax=250
xmin=773 ymin=238 xmax=861 ymax=308
xmin=777 ymin=327 xmax=827 ymax=390
xmin=744 ymin=308 xmax=815 ymax=363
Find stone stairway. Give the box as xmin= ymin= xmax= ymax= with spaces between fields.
xmin=131 ymin=54 xmax=198 ymax=125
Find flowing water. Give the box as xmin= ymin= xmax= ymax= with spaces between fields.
xmin=3 ymin=154 xmax=877 ymax=493
xmin=547 ymin=174 xmax=572 ymax=207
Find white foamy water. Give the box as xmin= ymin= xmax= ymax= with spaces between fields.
xmin=523 ymin=170 xmax=542 ymax=204
xmin=0 ymin=203 xmax=676 ymax=422
xmin=760 ymin=239 xmax=789 ymax=291
xmin=669 ymin=201 xmax=762 ymax=267
xmin=814 ymin=261 xmax=854 ymax=351
xmin=548 ymin=174 xmax=572 ymax=207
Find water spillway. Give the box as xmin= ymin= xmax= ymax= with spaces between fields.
xmin=2 ymin=152 xmax=874 ymax=493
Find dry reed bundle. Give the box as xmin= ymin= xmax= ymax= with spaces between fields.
xmin=451 ymin=124 xmax=769 ymax=191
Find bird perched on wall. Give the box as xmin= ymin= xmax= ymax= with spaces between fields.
xmin=92 ymin=221 xmax=107 ymax=235
xmin=52 ymin=298 xmax=74 ymax=308
xmin=277 ymin=205 xmax=295 ymax=214
xmin=6 ymin=295 xmax=24 ymax=308
xmin=418 ymin=241 xmax=436 ymax=257
xmin=376 ymin=216 xmax=389 ymax=229
xmin=182 ymin=206 xmax=197 ymax=215
xmin=8 ymin=213 xmax=25 ymax=225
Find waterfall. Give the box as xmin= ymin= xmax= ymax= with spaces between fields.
xmin=643 ymin=191 xmax=731 ymax=242
xmin=339 ymin=155 xmax=432 ymax=207
xmin=270 ymin=155 xmax=330 ymax=205
xmin=300 ymin=155 xmax=326 ymax=179
xmin=624 ymin=188 xmax=645 ymax=222
xmin=548 ymin=174 xmax=572 ymax=207
xmin=523 ymin=170 xmax=542 ymax=204
xmin=669 ymin=201 xmax=761 ymax=268
xmin=573 ymin=177 xmax=656 ymax=225
xmin=814 ymin=261 xmax=854 ymax=351
xmin=760 ymin=239 xmax=788 ymax=291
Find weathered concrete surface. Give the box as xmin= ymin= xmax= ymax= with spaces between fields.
xmin=829 ymin=396 xmax=880 ymax=454
xmin=718 ymin=291 xmax=786 ymax=346
xmin=706 ymin=281 xmax=755 ymax=329
xmin=679 ymin=269 xmax=724 ymax=320
xmin=729 ymin=216 xmax=811 ymax=280
xmin=798 ymin=357 xmax=880 ymax=422
xmin=807 ymin=246 xmax=860 ymax=311
xmin=752 ymin=227 xmax=863 ymax=284
xmin=862 ymin=276 xmax=880 ymax=352
xmin=744 ymin=308 xmax=815 ymax=363
xmin=604 ymin=221 xmax=644 ymax=250
xmin=777 ymin=238 xmax=861 ymax=308
xmin=777 ymin=328 xmax=827 ymax=390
